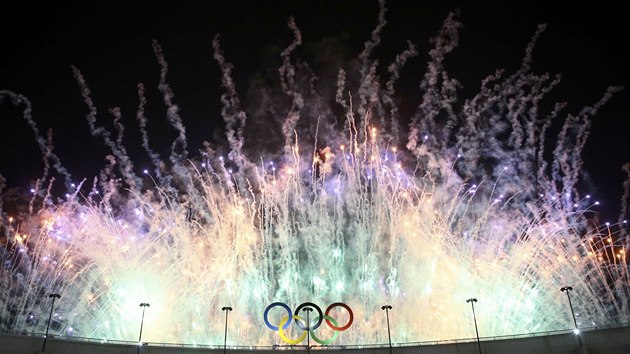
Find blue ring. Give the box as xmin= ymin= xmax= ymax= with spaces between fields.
xmin=263 ymin=302 xmax=292 ymax=330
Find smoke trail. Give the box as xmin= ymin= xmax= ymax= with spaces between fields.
xmin=383 ymin=40 xmax=418 ymax=144
xmin=28 ymin=128 xmax=54 ymax=210
xmin=568 ymin=87 xmax=622 ymax=196
xmin=151 ymin=40 xmax=189 ymax=163
xmin=212 ymin=34 xmax=248 ymax=171
xmin=357 ymin=0 xmax=387 ymax=127
xmin=0 ymin=90 xmax=73 ymax=189
xmin=110 ymin=107 xmax=124 ymax=150
xmin=135 ymin=83 xmax=167 ymax=184
xmin=278 ymin=16 xmax=304 ymax=157
xmin=30 ymin=129 xmax=57 ymax=211
xmin=335 ymin=69 xmax=348 ymax=110
xmin=536 ymin=102 xmax=566 ymax=191
xmin=334 ymin=69 xmax=362 ymax=156
xmin=484 ymin=24 xmax=560 ymax=202
xmin=551 ymin=86 xmax=622 ymax=209
xmin=407 ymin=11 xmax=462 ymax=165
xmin=71 ymin=67 xmax=141 ymax=191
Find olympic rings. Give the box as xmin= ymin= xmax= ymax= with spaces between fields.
xmin=279 ymin=315 xmax=308 ymax=344
xmin=325 ymin=302 xmax=353 ymax=330
xmin=309 ymin=315 xmax=339 ymax=345
xmin=263 ymin=302 xmax=353 ymax=345
xmin=293 ymin=302 xmax=323 ymax=330
xmin=264 ymin=302 xmax=292 ymax=330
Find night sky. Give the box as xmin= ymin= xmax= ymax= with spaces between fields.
xmin=1 ymin=1 xmax=629 ymax=222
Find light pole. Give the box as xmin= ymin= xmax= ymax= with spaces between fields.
xmin=466 ymin=298 xmax=482 ymax=354
xmin=381 ymin=305 xmax=393 ymax=354
xmin=222 ymin=306 xmax=233 ymax=354
xmin=561 ymin=286 xmax=582 ymax=346
xmin=137 ymin=303 xmax=150 ymax=354
xmin=42 ymin=293 xmax=61 ymax=352
xmin=301 ymin=306 xmax=314 ymax=354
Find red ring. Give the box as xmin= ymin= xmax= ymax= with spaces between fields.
xmin=324 ymin=302 xmax=353 ymax=331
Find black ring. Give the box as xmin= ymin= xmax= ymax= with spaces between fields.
xmin=294 ymin=302 xmax=323 ymax=330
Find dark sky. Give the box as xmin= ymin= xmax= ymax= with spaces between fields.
xmin=1 ymin=1 xmax=629 ymax=222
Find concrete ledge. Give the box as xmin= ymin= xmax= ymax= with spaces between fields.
xmin=1 ymin=326 xmax=629 ymax=354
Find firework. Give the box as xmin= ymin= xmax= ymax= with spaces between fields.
xmin=1 ymin=2 xmax=628 ymax=347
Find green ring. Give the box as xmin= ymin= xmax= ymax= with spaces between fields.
xmin=310 ymin=315 xmax=339 ymax=345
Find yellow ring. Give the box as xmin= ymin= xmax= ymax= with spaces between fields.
xmin=278 ymin=315 xmax=308 ymax=344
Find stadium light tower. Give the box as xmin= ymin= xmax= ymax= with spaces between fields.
xmin=466 ymin=298 xmax=482 ymax=354
xmin=137 ymin=303 xmax=151 ymax=354
xmin=222 ymin=306 xmax=233 ymax=354
xmin=560 ymin=286 xmax=582 ymax=346
xmin=42 ymin=293 xmax=61 ymax=352
xmin=301 ymin=306 xmax=314 ymax=354
xmin=381 ymin=305 xmax=393 ymax=354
